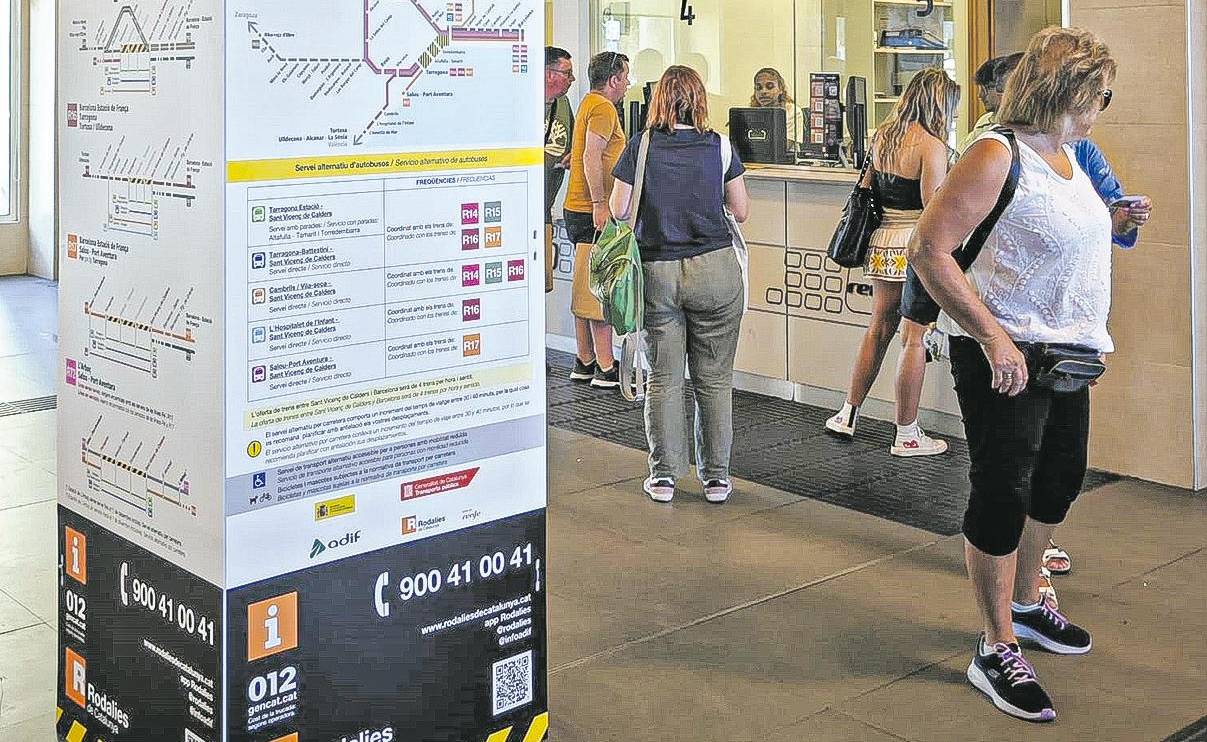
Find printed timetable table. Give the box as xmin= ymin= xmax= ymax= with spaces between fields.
xmin=244 ymin=171 xmax=532 ymax=401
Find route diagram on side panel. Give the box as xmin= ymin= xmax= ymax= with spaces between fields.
xmin=79 ymin=133 xmax=211 ymax=238
xmin=73 ymin=1 xmax=213 ymax=95
xmin=82 ymin=277 xmax=210 ymax=377
xmin=81 ymin=416 xmax=195 ymax=517
xmin=231 ymin=0 xmax=537 ymax=150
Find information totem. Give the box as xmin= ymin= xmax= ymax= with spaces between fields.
xmin=56 ymin=2 xmax=548 ymax=740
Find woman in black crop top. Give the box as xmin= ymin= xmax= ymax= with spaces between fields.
xmin=823 ymin=69 xmax=959 ymax=458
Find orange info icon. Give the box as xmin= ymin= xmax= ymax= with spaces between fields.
xmin=246 ymin=592 xmax=298 ymax=662
xmin=269 ymin=735 xmax=299 ymax=742
xmin=65 ymin=527 xmax=87 ymax=585
xmin=65 ymin=648 xmax=87 ymax=708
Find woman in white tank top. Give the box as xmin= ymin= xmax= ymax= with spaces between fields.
xmin=907 ymin=28 xmax=1152 ymax=723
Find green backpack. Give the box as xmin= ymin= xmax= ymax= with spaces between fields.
xmin=589 ymin=130 xmax=650 ymax=337
xmin=589 ymin=218 xmax=644 ymax=336
xmin=588 ymin=130 xmax=651 ymax=401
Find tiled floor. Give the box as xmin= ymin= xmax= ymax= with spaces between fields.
xmin=1 ymin=274 xmax=1204 ymax=742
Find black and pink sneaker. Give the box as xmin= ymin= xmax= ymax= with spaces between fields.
xmin=966 ymin=636 xmax=1056 ymax=723
xmin=1012 ymin=597 xmax=1092 ymax=655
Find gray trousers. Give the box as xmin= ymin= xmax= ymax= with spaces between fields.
xmin=643 ymin=247 xmax=745 ymax=482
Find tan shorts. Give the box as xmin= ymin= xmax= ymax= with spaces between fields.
xmin=570 ymin=241 xmax=604 ymax=321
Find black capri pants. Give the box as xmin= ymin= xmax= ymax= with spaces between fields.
xmin=950 ymin=336 xmax=1091 ymax=557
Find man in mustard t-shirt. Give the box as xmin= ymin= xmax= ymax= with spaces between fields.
xmin=563 ymin=51 xmax=630 ymax=390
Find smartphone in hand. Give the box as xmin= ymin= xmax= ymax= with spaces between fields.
xmin=1109 ymin=195 xmax=1148 ymax=211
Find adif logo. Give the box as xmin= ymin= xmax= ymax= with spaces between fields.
xmin=310 ymin=531 xmax=362 ymax=559
xmin=338 ymin=726 xmax=395 ymax=742
xmin=65 ymin=648 xmax=87 ymax=708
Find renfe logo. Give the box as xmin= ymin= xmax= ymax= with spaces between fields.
xmin=462 ymin=298 xmax=481 ymax=321
xmin=247 ymin=592 xmax=299 ymax=661
xmin=484 ymin=226 xmax=503 ymax=249
xmin=461 ymin=202 xmax=480 ymax=224
xmin=461 ymin=229 xmax=480 ymax=250
xmin=65 ymin=648 xmax=87 ymax=708
xmin=484 ymin=262 xmax=504 ymax=284
xmin=483 ymin=201 xmax=503 ymax=223
xmin=507 ymin=259 xmax=526 ymax=282
xmin=461 ymin=264 xmax=480 ymax=287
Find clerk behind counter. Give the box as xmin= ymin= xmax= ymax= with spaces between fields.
xmin=749 ymin=67 xmax=804 ymax=152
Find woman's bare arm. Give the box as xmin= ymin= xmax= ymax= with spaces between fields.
xmin=908 ymin=137 xmax=1030 ymax=395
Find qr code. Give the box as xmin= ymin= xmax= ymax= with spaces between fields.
xmin=492 ymin=650 xmax=534 ymax=716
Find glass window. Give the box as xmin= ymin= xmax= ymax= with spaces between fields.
xmin=803 ymin=0 xmax=968 ymax=143
xmin=590 ymin=0 xmax=796 ymax=132
xmin=589 ymin=0 xmax=970 ymax=161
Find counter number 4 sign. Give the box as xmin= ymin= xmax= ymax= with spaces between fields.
xmin=680 ymin=0 xmax=695 ymax=24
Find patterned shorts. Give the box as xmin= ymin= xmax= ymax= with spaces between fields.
xmin=863 ymin=208 xmax=920 ymax=282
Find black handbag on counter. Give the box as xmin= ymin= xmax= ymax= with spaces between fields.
xmin=826 ymin=156 xmax=881 ymax=268
xmin=900 ymin=127 xmax=1021 ymax=325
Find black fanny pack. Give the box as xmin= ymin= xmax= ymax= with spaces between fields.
xmin=1019 ymin=343 xmax=1106 ymax=393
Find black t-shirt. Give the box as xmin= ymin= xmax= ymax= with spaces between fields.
xmin=612 ymin=129 xmax=745 ymax=262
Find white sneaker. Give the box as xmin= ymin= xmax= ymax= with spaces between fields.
xmin=643 ymin=477 xmax=675 ymax=503
xmin=824 ymin=408 xmax=858 ymax=438
xmin=890 ymin=429 xmax=948 ymax=457
xmin=703 ymin=479 xmax=732 ymax=504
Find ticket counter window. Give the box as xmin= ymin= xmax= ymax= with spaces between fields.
xmin=591 ymin=0 xmax=969 ymax=160
xmin=590 ymin=0 xmax=797 ymax=143
xmin=800 ymin=0 xmax=969 ymax=146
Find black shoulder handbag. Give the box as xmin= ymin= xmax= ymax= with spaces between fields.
xmin=827 ymin=155 xmax=881 ymax=268
xmin=900 ymin=127 xmax=1021 ymax=325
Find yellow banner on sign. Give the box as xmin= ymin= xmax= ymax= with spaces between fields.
xmin=227 ymin=147 xmax=542 ymax=183
xmin=315 ymin=494 xmax=356 ymax=522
